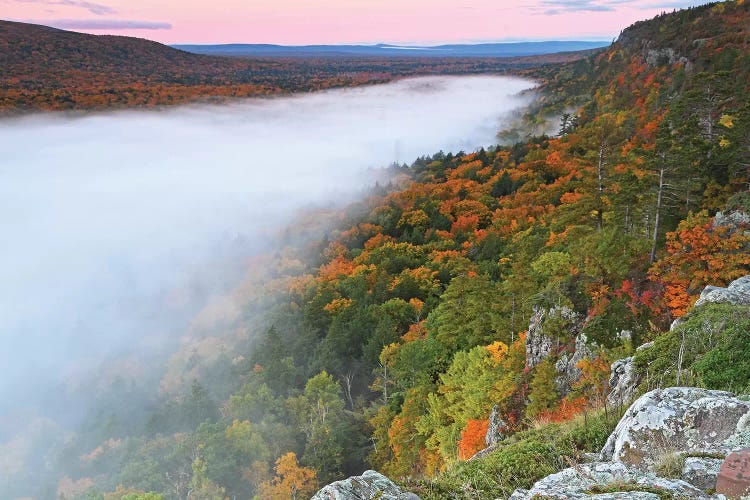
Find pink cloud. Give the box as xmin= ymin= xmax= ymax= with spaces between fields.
xmin=2 ymin=0 xmax=713 ymax=44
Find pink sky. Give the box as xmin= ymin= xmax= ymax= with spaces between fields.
xmin=2 ymin=0 xmax=712 ymax=44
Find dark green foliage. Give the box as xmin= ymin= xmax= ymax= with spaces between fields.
xmin=634 ymin=303 xmax=750 ymax=393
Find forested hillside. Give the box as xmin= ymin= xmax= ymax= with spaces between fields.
xmin=0 ymin=20 xmax=593 ymax=113
xmin=7 ymin=1 xmax=750 ymax=499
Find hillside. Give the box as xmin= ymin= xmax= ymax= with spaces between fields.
xmin=0 ymin=20 xmax=597 ymax=113
xmin=4 ymin=1 xmax=750 ymax=499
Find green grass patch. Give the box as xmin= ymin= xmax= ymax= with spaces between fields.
xmin=587 ymin=482 xmax=673 ymax=499
xmin=401 ymin=407 xmax=623 ymax=499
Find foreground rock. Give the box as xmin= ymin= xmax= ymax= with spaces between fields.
xmin=600 ymin=387 xmax=750 ymax=470
xmin=716 ymin=448 xmax=750 ymax=498
xmin=510 ymin=461 xmax=714 ymax=499
xmin=311 ymin=470 xmax=419 ymax=500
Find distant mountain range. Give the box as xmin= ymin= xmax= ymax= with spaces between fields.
xmin=172 ymin=41 xmax=610 ymax=58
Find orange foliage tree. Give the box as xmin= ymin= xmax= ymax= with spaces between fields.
xmin=458 ymin=419 xmax=489 ymax=460
xmin=257 ymin=452 xmax=318 ymax=500
xmin=649 ymin=211 xmax=750 ymax=317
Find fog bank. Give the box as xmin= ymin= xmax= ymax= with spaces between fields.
xmin=0 ymin=75 xmax=534 ymax=430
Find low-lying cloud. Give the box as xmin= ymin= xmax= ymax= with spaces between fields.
xmin=0 ymin=75 xmax=533 ymax=435
xmin=30 ymin=18 xmax=173 ymax=30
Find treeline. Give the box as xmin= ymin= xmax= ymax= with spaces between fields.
xmin=32 ymin=2 xmax=750 ymax=499
xmin=0 ymin=20 xmax=594 ymax=113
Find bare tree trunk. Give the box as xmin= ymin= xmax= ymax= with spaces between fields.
xmin=650 ymin=167 xmax=666 ymax=264
xmin=510 ymin=294 xmax=516 ymax=343
xmin=342 ymin=371 xmax=355 ymax=409
xmin=676 ymin=329 xmax=686 ymax=385
xmin=597 ymin=134 xmax=606 ymax=231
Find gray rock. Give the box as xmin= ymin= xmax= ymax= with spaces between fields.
xmin=525 ymin=305 xmax=589 ymax=396
xmin=507 ymin=489 xmax=528 ymax=500
xmin=713 ymin=210 xmax=750 ymax=232
xmin=525 ymin=305 xmax=582 ymax=368
xmin=619 ymin=329 xmax=633 ymax=342
xmin=555 ymin=332 xmax=592 ymax=397
xmin=485 ymin=405 xmax=507 ymax=447
xmin=607 ymin=356 xmax=637 ymax=408
xmin=515 ymin=461 xmax=714 ymax=499
xmin=694 ymin=275 xmax=750 ymax=308
xmin=643 ymin=46 xmax=690 ymax=68
xmin=636 ymin=341 xmax=654 ymax=352
xmin=681 ymin=457 xmax=723 ymax=492
xmin=600 ymin=387 xmax=750 ymax=470
xmin=311 ymin=470 xmax=419 ymax=500
xmin=581 ymin=452 xmax=600 ymax=463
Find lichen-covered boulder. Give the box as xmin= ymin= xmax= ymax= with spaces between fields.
xmin=310 ymin=470 xmax=419 ymax=500
xmin=681 ymin=457 xmax=723 ymax=492
xmin=600 ymin=387 xmax=750 ymax=470
xmin=512 ymin=462 xmax=714 ymax=499
xmin=694 ymin=275 xmax=750 ymax=308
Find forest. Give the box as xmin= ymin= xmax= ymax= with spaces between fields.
xmin=0 ymin=20 xmax=593 ymax=113
xmin=4 ymin=1 xmax=750 ymax=499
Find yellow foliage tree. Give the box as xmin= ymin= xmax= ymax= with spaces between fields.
xmin=257 ymin=452 xmax=318 ymax=500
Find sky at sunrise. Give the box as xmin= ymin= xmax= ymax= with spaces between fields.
xmin=3 ymin=0 xmax=714 ymax=44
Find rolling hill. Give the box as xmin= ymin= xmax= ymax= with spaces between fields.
xmin=173 ymin=41 xmax=609 ymax=58
xmin=0 ymin=20 xmax=601 ymax=112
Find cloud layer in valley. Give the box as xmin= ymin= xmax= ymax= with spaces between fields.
xmin=0 ymin=75 xmax=534 ymax=434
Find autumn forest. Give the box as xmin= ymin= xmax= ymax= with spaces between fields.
xmin=3 ymin=1 xmax=750 ymax=499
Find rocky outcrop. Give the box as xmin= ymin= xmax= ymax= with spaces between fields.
xmin=310 ymin=470 xmax=419 ymax=500
xmin=525 ymin=305 xmax=589 ymax=396
xmin=607 ymin=356 xmax=636 ymax=407
xmin=681 ymin=457 xmax=723 ymax=492
xmin=694 ymin=275 xmax=750 ymax=308
xmin=525 ymin=306 xmax=582 ymax=368
xmin=600 ymin=387 xmax=750 ymax=470
xmin=645 ymin=47 xmax=690 ymax=67
xmin=510 ymin=461 xmax=714 ymax=499
xmin=485 ymin=405 xmax=506 ymax=447
xmin=555 ymin=332 xmax=592 ymax=397
xmin=716 ymin=448 xmax=750 ymax=497
xmin=713 ymin=210 xmax=750 ymax=232
xmin=607 ymin=342 xmax=652 ymax=407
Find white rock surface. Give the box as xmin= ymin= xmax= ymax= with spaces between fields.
xmin=600 ymin=387 xmax=750 ymax=469
xmin=694 ymin=275 xmax=750 ymax=308
xmin=311 ymin=470 xmax=419 ymax=500
xmin=513 ymin=461 xmax=714 ymax=499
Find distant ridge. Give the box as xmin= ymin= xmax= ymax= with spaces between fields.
xmin=0 ymin=19 xmax=603 ymax=112
xmin=172 ymin=41 xmax=610 ymax=58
